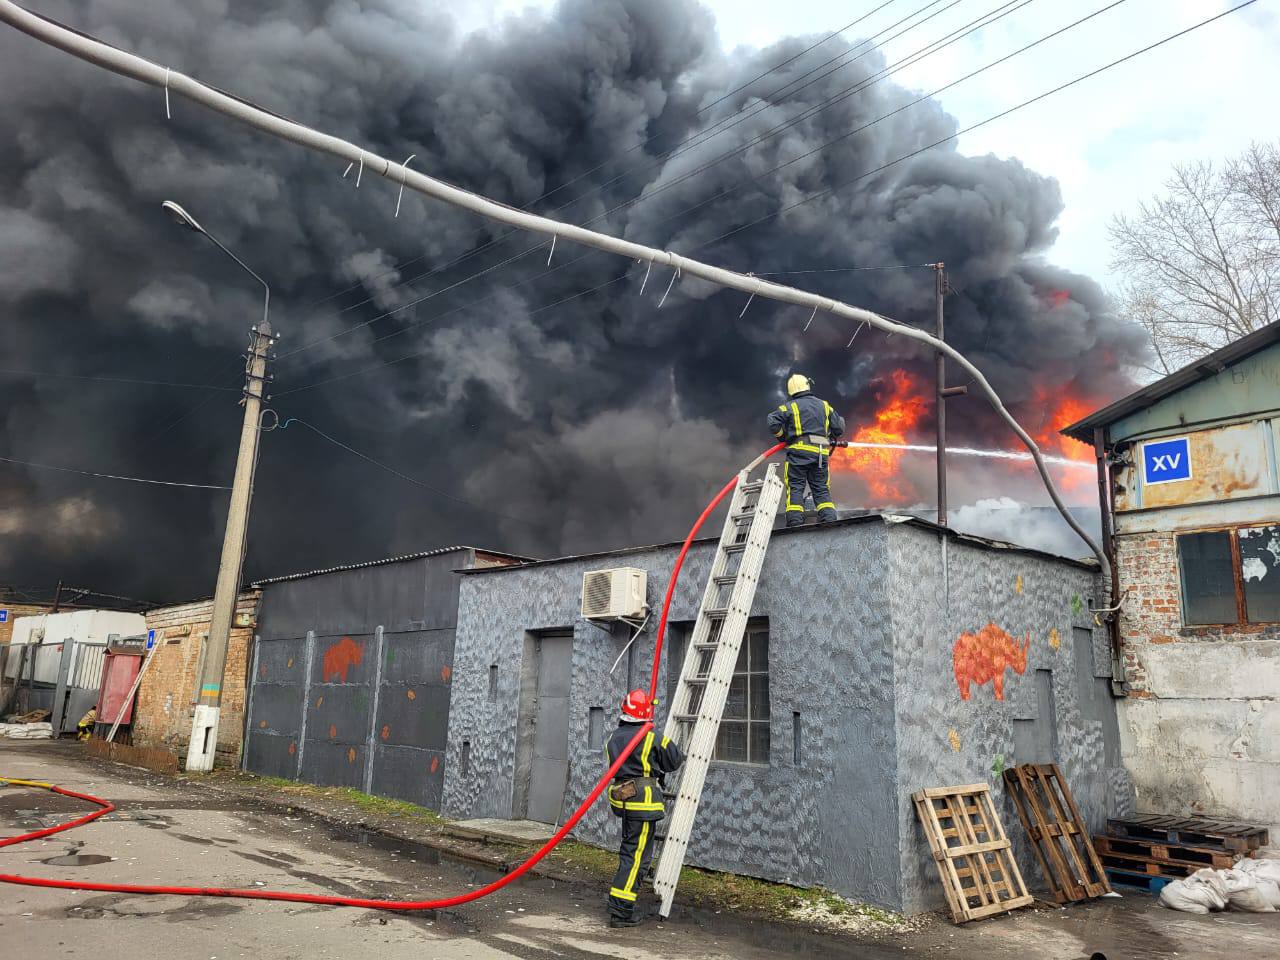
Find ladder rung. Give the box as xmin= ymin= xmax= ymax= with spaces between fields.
xmin=694 ymin=642 xmax=718 ymax=651
xmin=683 ymin=676 xmax=708 ymax=685
xmin=713 ymin=575 xmax=738 ymax=586
xmin=723 ymin=542 xmax=747 ymax=553
xmin=703 ymin=607 xmax=728 ymax=617
xmin=739 ymin=480 xmax=763 ymax=492
xmin=672 ymin=713 xmax=697 ymax=724
xmin=731 ymin=511 xmax=755 ymax=522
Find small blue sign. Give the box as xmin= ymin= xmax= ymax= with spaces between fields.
xmin=0 ymin=610 xmax=7 ymax=623
xmin=146 ymin=629 xmax=157 ymax=650
xmin=1144 ymin=436 xmax=1192 ymax=485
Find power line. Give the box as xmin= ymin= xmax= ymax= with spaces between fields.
xmin=275 ymin=0 xmax=996 ymax=368
xmin=272 ymin=0 xmax=1227 ymax=405
xmin=537 ymin=0 xmax=915 ymax=208
xmin=0 ymin=453 xmax=231 ymax=489
xmin=275 ymin=0 xmax=961 ymax=363
xmin=276 ymin=1 xmax=1114 ymax=390
xmin=277 ymin=265 xmax=626 ymax=397
xmin=0 ymin=367 xmax=237 ymax=390
xmin=276 ymin=416 xmax=536 ymax=526
xmin=758 ymin=263 xmax=937 ymax=275
xmin=578 ymin=0 xmax=1044 ymax=233
xmin=291 ymin=0 xmax=915 ymax=318
xmin=694 ymin=0 xmax=1258 ymax=254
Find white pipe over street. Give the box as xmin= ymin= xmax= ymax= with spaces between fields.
xmin=0 ymin=0 xmax=1110 ymax=577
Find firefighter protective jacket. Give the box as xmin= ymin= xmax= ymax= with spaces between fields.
xmin=767 ymin=391 xmax=846 ymax=453
xmin=604 ymin=723 xmax=685 ymax=820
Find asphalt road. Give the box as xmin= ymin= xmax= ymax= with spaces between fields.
xmin=2 ymin=739 xmax=1276 ymax=960
xmin=0 ymin=740 xmax=887 ymax=960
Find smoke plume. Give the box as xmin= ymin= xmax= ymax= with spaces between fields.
xmin=0 ymin=0 xmax=1147 ymax=600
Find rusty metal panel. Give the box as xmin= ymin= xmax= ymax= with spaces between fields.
xmin=1117 ymin=422 xmax=1273 ymax=512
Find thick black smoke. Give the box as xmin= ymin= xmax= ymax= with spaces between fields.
xmin=0 ymin=0 xmax=1148 ymax=600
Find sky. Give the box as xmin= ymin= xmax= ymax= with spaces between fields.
xmin=481 ymin=0 xmax=1280 ymax=285
xmin=0 ymin=0 xmax=1275 ymax=599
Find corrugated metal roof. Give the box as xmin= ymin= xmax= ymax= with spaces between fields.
xmin=459 ymin=513 xmax=1098 ymax=576
xmin=1061 ymin=321 xmax=1280 ymax=443
xmin=252 ymin=545 xmax=535 ymax=586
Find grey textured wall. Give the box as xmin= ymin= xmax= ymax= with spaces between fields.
xmin=444 ymin=520 xmax=902 ymax=906
xmin=442 ymin=519 xmax=1133 ymax=912
xmin=244 ymin=550 xmax=470 ymax=809
xmin=887 ymin=524 xmax=1134 ymax=913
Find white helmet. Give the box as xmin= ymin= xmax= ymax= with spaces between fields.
xmin=786 ymin=373 xmax=813 ymax=396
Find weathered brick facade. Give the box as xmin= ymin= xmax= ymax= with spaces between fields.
xmin=133 ymin=590 xmax=261 ymax=763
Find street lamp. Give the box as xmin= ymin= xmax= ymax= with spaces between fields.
xmin=163 ymin=200 xmax=270 ymax=326
xmin=164 ymin=200 xmax=275 ymax=773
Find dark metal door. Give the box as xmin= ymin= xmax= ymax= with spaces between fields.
xmin=525 ymin=631 xmax=572 ymax=824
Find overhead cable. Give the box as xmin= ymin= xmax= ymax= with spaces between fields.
xmin=5 ymin=2 xmax=1248 ymax=575
xmin=0 ymin=453 xmax=231 ymax=490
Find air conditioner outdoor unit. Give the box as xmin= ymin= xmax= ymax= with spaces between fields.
xmin=581 ymin=567 xmax=647 ymax=621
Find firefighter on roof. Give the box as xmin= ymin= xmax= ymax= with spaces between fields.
xmin=603 ymin=689 xmax=684 ymax=928
xmin=768 ymin=373 xmax=845 ymax=526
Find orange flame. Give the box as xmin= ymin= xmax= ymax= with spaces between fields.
xmin=1030 ymin=387 xmax=1095 ymax=494
xmin=831 ymin=369 xmax=929 ymax=504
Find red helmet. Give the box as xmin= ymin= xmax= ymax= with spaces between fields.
xmin=620 ymin=689 xmax=654 ymax=722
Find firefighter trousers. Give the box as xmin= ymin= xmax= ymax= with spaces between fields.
xmin=609 ymin=816 xmax=656 ymax=919
xmin=784 ymin=452 xmax=836 ymax=527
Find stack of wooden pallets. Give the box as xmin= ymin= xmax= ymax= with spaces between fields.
xmin=1095 ymin=816 xmax=1271 ymax=892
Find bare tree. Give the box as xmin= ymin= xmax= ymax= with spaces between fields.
xmin=1109 ymin=141 xmax=1280 ymax=376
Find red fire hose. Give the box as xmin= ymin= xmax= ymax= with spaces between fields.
xmin=1 ymin=445 xmax=785 ymax=910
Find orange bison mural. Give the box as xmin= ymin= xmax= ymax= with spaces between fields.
xmin=953 ymin=624 xmax=1030 ymax=701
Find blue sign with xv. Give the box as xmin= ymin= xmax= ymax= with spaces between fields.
xmin=1144 ymin=436 xmax=1192 ymax=485
xmin=146 ymin=629 xmax=157 ymax=650
xmin=0 ymin=610 xmax=7 ymax=623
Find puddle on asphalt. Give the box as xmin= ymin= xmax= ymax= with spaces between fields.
xmin=332 ymin=825 xmax=446 ymax=867
xmin=41 ymin=853 xmax=113 ymax=866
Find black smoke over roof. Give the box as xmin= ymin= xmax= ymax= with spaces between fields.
xmin=0 ymin=0 xmax=1147 ymax=601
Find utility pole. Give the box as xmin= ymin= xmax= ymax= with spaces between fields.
xmin=185 ymin=321 xmax=274 ymax=772
xmin=161 ymin=200 xmax=276 ymax=773
xmin=934 ymin=263 xmax=966 ymax=526
xmin=50 ymin=580 xmax=63 ymax=613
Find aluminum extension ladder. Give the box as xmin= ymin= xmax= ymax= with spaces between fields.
xmin=651 ymin=462 xmax=785 ymax=917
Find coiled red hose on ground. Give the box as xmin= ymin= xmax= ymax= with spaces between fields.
xmin=1 ymin=445 xmax=784 ymax=910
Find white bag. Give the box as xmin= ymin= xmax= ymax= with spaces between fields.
xmin=1159 ymin=869 xmax=1229 ymax=914
xmin=1237 ymin=858 xmax=1280 ymax=887
xmin=1222 ymin=868 xmax=1276 ymax=913
xmin=0 ymin=721 xmax=53 ymax=739
xmin=1256 ymin=878 xmax=1280 ymax=910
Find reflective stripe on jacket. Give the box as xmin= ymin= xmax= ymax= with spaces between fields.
xmin=604 ymin=723 xmax=685 ymax=819
xmin=767 ymin=392 xmax=845 ymax=453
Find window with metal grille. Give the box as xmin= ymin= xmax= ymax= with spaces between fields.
xmin=667 ymin=619 xmax=770 ymax=765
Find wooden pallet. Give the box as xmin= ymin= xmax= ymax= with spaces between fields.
xmin=912 ymin=783 xmax=1034 ymax=924
xmin=1003 ymin=763 xmax=1111 ymax=904
xmin=1106 ymin=815 xmax=1268 ymax=854
xmin=1092 ymin=835 xmax=1235 ymax=871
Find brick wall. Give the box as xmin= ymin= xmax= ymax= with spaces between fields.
xmin=0 ymin=602 xmax=51 ymax=648
xmin=1115 ymin=532 xmax=1280 ymax=834
xmin=133 ymin=590 xmax=261 ymax=764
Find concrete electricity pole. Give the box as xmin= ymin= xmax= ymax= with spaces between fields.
xmin=163 ymin=201 xmax=276 ymax=773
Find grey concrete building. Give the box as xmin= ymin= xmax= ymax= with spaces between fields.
xmin=442 ymin=516 xmax=1134 ymax=913
xmin=241 ymin=546 xmax=524 ymax=809
xmin=1064 ymin=321 xmax=1280 ymax=839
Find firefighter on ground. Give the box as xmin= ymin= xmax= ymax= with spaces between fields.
xmin=603 ymin=689 xmax=684 ymax=928
xmin=767 ymin=373 xmax=845 ymax=526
